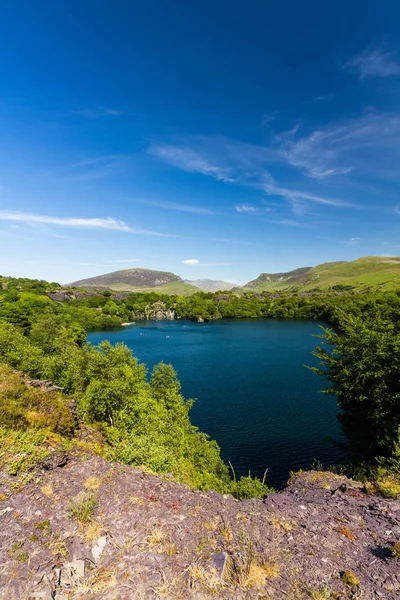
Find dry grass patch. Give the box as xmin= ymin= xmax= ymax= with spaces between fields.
xmin=41 ymin=483 xmax=54 ymax=497
xmin=242 ymin=561 xmax=280 ymax=588
xmin=82 ymin=519 xmax=104 ymax=542
xmin=84 ymin=476 xmax=101 ymax=491
xmin=187 ymin=563 xmax=225 ymax=593
xmin=335 ymin=525 xmax=354 ymax=541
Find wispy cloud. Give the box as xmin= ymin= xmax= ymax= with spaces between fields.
xmin=343 ymin=46 xmax=400 ymax=79
xmin=62 ymin=155 xmax=127 ymax=181
xmin=0 ymin=211 xmax=176 ymax=237
xmin=149 ymin=133 xmax=353 ymax=211
xmin=134 ymin=198 xmax=214 ymax=215
xmin=72 ymin=107 xmax=123 ymax=118
xmin=0 ymin=211 xmax=132 ymax=231
xmin=277 ymin=112 xmax=400 ymax=182
xmin=310 ymin=93 xmax=335 ymax=103
xmin=183 ymin=259 xmax=200 ymax=264
xmin=264 ymin=185 xmax=350 ymax=208
xmin=235 ymin=204 xmax=257 ymax=213
xmin=343 ymin=237 xmax=360 ymax=246
xmin=149 ymin=136 xmax=275 ymax=186
xmin=266 ymin=218 xmax=306 ymax=227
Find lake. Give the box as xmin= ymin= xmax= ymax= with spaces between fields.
xmin=87 ymin=319 xmax=347 ymax=488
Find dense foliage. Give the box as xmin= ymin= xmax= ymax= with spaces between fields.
xmin=1 ymin=275 xmax=400 ymax=496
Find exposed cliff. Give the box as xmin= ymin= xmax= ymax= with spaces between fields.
xmin=1 ymin=454 xmax=399 ymax=599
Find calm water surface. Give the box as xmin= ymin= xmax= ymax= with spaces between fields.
xmin=87 ymin=319 xmax=346 ymax=488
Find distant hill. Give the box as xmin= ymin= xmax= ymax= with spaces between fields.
xmin=186 ymin=279 xmax=237 ymax=292
xmin=246 ymin=267 xmax=313 ymax=289
xmin=243 ymin=257 xmax=400 ymax=291
xmin=68 ymin=268 xmax=199 ymax=296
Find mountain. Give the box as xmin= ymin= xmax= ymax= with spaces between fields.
xmin=244 ymin=257 xmax=400 ymax=291
xmin=186 ymin=279 xmax=237 ymax=292
xmin=68 ymin=268 xmax=199 ymax=296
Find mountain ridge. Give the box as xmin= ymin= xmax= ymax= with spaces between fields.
xmin=66 ymin=257 xmax=400 ymax=295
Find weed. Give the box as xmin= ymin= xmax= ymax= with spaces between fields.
xmin=390 ymin=542 xmax=400 ymax=558
xmin=8 ymin=540 xmax=25 ymax=556
xmin=340 ymin=570 xmax=360 ymax=586
xmin=16 ymin=551 xmax=29 ymax=562
xmin=68 ymin=492 xmax=97 ymax=523
xmin=84 ymin=475 xmax=101 ymax=490
xmin=41 ymin=483 xmax=54 ymax=497
xmin=335 ymin=525 xmax=354 ymax=541
xmin=35 ymin=519 xmax=52 ymax=536
xmin=145 ymin=527 xmax=166 ymax=547
xmin=82 ymin=519 xmax=104 ymax=542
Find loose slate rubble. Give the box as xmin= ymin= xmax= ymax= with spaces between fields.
xmin=0 ymin=455 xmax=399 ymax=599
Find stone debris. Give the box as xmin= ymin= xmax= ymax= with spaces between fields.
xmin=0 ymin=455 xmax=399 ymax=599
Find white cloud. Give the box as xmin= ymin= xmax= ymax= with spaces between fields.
xmin=182 ymin=258 xmax=232 ymax=267
xmin=0 ymin=211 xmax=176 ymax=237
xmin=343 ymin=47 xmax=400 ymax=79
xmin=235 ymin=204 xmax=257 ymax=213
xmin=0 ymin=211 xmax=132 ymax=231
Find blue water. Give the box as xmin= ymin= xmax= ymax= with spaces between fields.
xmin=87 ymin=319 xmax=346 ymax=488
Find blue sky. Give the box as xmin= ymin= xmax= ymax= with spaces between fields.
xmin=1 ymin=0 xmax=400 ymax=284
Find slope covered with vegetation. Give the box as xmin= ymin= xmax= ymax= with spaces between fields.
xmin=0 ymin=273 xmax=399 ymax=499
xmin=244 ymin=256 xmax=400 ymax=291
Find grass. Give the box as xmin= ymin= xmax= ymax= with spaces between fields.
xmin=390 ymin=542 xmax=400 ymax=558
xmin=68 ymin=493 xmax=97 ymax=523
xmin=335 ymin=525 xmax=354 ymax=541
xmin=340 ymin=570 xmax=360 ymax=586
xmin=245 ymin=256 xmax=400 ymax=292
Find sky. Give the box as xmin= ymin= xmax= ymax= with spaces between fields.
xmin=1 ymin=0 xmax=400 ymax=284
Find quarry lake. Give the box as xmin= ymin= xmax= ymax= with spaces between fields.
xmin=87 ymin=319 xmax=347 ymax=488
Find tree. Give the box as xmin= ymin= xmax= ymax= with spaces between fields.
xmin=313 ymin=313 xmax=400 ymax=464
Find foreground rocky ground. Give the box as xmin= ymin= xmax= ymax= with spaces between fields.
xmin=0 ymin=453 xmax=399 ymax=599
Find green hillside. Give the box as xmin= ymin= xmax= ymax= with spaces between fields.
xmin=243 ymin=256 xmax=400 ymax=292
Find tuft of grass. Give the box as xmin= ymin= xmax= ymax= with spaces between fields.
xmin=187 ymin=564 xmax=225 ymax=593
xmin=84 ymin=475 xmax=101 ymax=490
xmin=340 ymin=570 xmax=360 ymax=587
xmin=69 ymin=492 xmax=97 ymax=524
xmin=145 ymin=527 xmax=166 ymax=547
xmin=335 ymin=525 xmax=354 ymax=541
xmin=390 ymin=542 xmax=400 ymax=558
xmin=82 ymin=519 xmax=104 ymax=542
xmin=243 ymin=562 xmax=280 ymax=587
xmin=41 ymin=483 xmax=54 ymax=497
xmin=8 ymin=540 xmax=25 ymax=556
xmin=16 ymin=551 xmax=29 ymax=562
xmin=35 ymin=519 xmax=52 ymax=536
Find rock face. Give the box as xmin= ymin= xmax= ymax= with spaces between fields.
xmin=1 ymin=456 xmax=399 ymax=599
xmin=133 ymin=301 xmax=175 ymax=321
